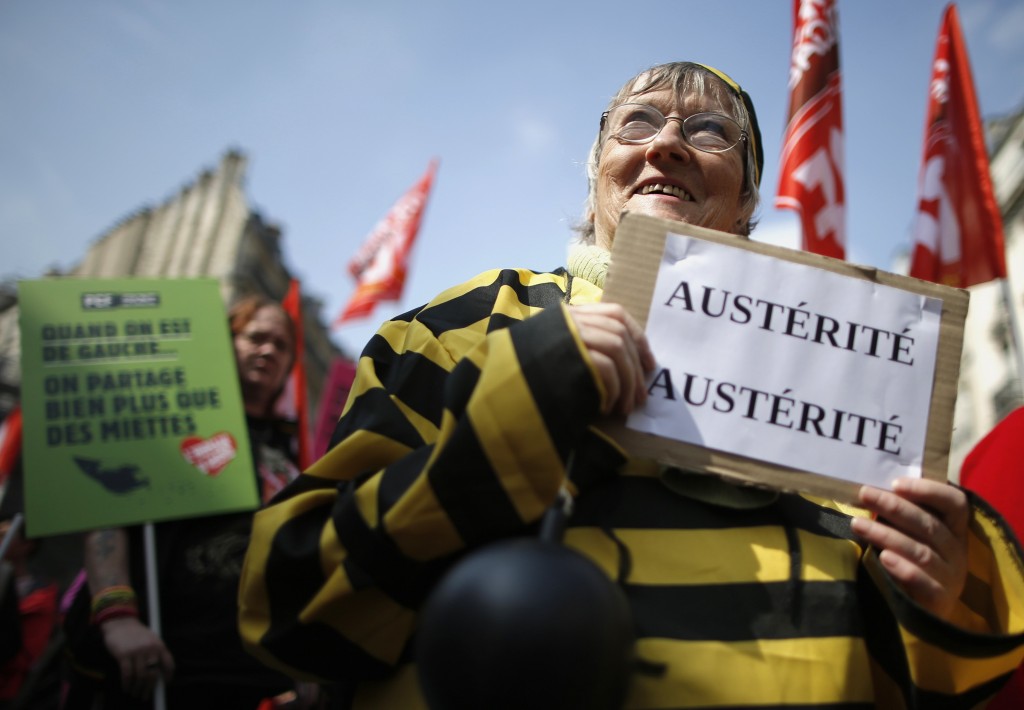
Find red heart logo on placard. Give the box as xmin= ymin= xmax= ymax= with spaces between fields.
xmin=180 ymin=432 xmax=238 ymax=476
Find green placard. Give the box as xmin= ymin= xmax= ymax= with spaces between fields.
xmin=18 ymin=278 xmax=258 ymax=537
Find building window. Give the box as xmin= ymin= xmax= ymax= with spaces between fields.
xmin=993 ymin=377 xmax=1024 ymax=422
xmin=992 ymin=315 xmax=1013 ymax=355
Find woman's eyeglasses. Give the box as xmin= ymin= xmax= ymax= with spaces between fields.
xmin=601 ymin=104 xmax=747 ymax=154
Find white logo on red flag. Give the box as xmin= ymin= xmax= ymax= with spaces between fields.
xmin=776 ymin=0 xmax=846 ymax=260
xmin=909 ymin=4 xmax=1006 ymax=288
xmin=335 ymin=159 xmax=439 ymax=325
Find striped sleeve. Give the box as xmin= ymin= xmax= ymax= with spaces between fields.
xmin=239 ymin=268 xmax=608 ymax=682
xmin=861 ymin=490 xmax=1024 ymax=706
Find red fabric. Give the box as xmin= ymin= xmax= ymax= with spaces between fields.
xmin=334 ymin=159 xmax=439 ymax=325
xmin=0 ymin=406 xmax=22 ymax=483
xmin=0 ymin=583 xmax=58 ymax=701
xmin=961 ymin=406 xmax=1024 ymax=544
xmin=280 ymin=279 xmax=311 ymax=470
xmin=775 ymin=0 xmax=846 ymax=260
xmin=960 ymin=406 xmax=1024 ymax=706
xmin=908 ymin=3 xmax=1007 ymax=288
xmin=988 ymin=669 xmax=1024 ymax=710
xmin=312 ymin=358 xmax=357 ymax=460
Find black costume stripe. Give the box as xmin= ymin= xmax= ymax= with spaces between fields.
xmin=389 ymin=303 xmax=425 ymax=324
xmin=655 ymin=704 xmax=872 ymax=710
xmin=571 ymin=476 xmax=855 ymax=538
xmin=443 ymin=357 xmax=482 ymax=416
xmin=913 ymin=672 xmax=1017 ymax=709
xmin=427 ymin=418 xmax=525 ymax=545
xmin=627 ymin=580 xmax=862 ymax=642
xmin=567 ymin=429 xmax=627 ymax=493
xmin=486 ymin=312 xmax=522 ymax=333
xmin=377 ymin=445 xmax=438 ymax=514
xmin=855 ymin=557 xmax=912 ymax=704
xmin=262 ymin=619 xmax=395 ymax=682
xmin=330 ymin=387 xmax=426 ymax=452
xmin=416 ymin=269 xmax=567 ymax=339
xmin=414 ymin=273 xmax=514 ymax=337
xmin=511 ymin=268 xmax=571 ymax=307
xmin=270 ymin=469 xmax=343 ymax=505
xmin=363 ymin=340 xmax=451 ymax=427
xmin=332 ymin=470 xmax=451 ymax=608
xmin=857 ymin=554 xmax=1018 ymax=705
xmin=262 ymin=504 xmax=401 ymax=681
xmin=511 ymin=306 xmax=601 ymax=439
xmin=265 ymin=503 xmax=333 ymax=606
xmin=773 ymin=494 xmax=857 ymax=540
xmin=360 ymin=330 xmax=398 ymax=360
xmin=877 ymin=568 xmax=1024 ymax=659
xmin=867 ymin=495 xmax=1024 ymax=659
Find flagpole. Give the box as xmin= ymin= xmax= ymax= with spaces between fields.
xmin=143 ymin=522 xmax=167 ymax=710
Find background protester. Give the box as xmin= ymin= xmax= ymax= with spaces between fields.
xmin=63 ymin=294 xmax=314 ymax=709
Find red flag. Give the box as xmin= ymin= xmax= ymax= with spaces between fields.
xmin=909 ymin=3 xmax=1007 ymax=288
xmin=960 ymin=406 xmax=1024 ymax=707
xmin=776 ymin=0 xmax=846 ymax=260
xmin=279 ymin=279 xmax=311 ymax=470
xmin=334 ymin=159 xmax=439 ymax=326
xmin=962 ymin=407 xmax=1024 ymax=539
xmin=0 ymin=405 xmax=22 ymax=483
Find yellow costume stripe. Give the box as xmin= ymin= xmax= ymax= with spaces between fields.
xmin=467 ymin=327 xmax=564 ymax=520
xmin=903 ymin=625 xmax=1024 ymax=694
xmin=239 ymin=489 xmax=338 ymax=672
xmin=566 ymin=527 xmax=861 ymax=585
xmin=353 ymin=664 xmax=427 ymax=710
xmin=353 ymin=468 xmax=382 ymax=528
xmin=304 ymin=570 xmax=415 ymax=666
xmin=384 ymin=417 xmax=466 ymax=560
xmin=438 ymin=317 xmax=491 ymax=370
xmin=630 ymin=636 xmax=873 ymax=708
xmin=306 ymin=429 xmax=412 ymax=481
xmin=965 ymin=506 xmax=1024 ymax=633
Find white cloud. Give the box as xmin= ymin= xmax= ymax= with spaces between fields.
xmin=511 ymin=111 xmax=558 ymax=156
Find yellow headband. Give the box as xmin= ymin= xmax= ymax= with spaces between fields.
xmin=696 ymin=63 xmax=763 ymax=186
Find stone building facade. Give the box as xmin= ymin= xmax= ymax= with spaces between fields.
xmin=0 ymin=149 xmax=346 ymax=423
xmin=946 ymin=105 xmax=1024 ymax=479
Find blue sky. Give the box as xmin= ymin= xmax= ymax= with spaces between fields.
xmin=2 ymin=1 xmax=1023 ymax=356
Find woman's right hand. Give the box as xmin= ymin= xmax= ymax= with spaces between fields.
xmin=99 ymin=616 xmax=176 ymax=699
xmin=569 ymin=303 xmax=656 ymax=416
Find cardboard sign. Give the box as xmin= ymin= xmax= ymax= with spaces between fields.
xmin=18 ymin=278 xmax=258 ymax=536
xmin=600 ymin=213 xmax=969 ymax=503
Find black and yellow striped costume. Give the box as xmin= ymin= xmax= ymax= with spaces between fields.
xmin=239 ymin=266 xmax=1024 ymax=708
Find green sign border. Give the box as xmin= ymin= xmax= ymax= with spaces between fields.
xmin=19 ymin=277 xmax=258 ymax=537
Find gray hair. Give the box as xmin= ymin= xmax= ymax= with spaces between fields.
xmin=574 ymin=62 xmax=761 ymax=243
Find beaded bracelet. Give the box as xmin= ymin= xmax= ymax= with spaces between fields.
xmin=90 ymin=585 xmax=139 ymax=625
xmin=93 ymin=604 xmax=140 ymax=625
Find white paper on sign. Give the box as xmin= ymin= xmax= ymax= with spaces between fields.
xmin=626 ymin=233 xmax=943 ymax=490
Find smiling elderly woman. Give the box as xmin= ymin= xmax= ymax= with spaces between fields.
xmin=239 ymin=62 xmax=1024 ymax=709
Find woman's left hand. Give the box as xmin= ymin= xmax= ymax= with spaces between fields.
xmin=851 ymin=477 xmax=970 ymax=623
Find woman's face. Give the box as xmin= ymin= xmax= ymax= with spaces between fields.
xmin=591 ymin=84 xmax=748 ymax=251
xmin=233 ymin=306 xmax=294 ymax=411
